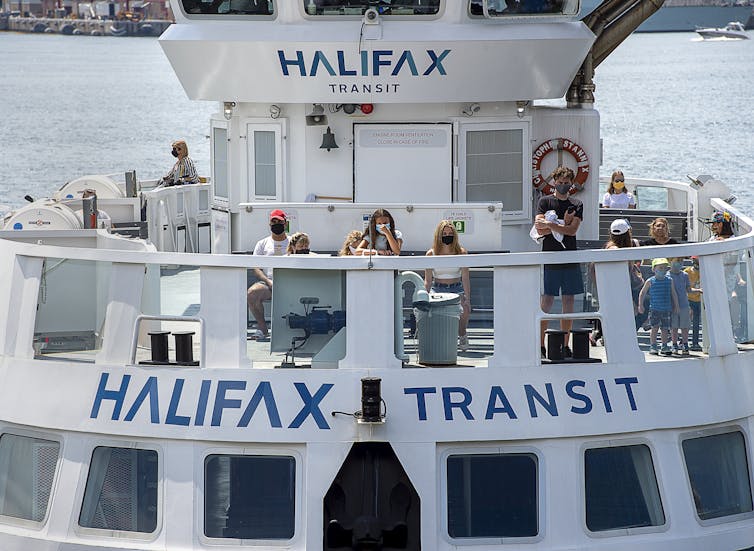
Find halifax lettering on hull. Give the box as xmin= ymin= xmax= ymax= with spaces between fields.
xmin=89 ymin=373 xmax=640 ymax=430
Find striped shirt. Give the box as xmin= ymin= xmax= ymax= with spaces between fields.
xmin=165 ymin=156 xmax=199 ymax=185
xmin=648 ymin=276 xmax=673 ymax=312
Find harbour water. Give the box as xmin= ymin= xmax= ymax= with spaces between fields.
xmin=0 ymin=30 xmax=752 ymax=211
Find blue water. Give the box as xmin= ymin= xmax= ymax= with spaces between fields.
xmin=0 ymin=31 xmax=752 ymax=210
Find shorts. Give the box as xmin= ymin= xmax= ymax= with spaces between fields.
xmin=671 ymin=307 xmax=691 ymax=330
xmin=543 ymin=264 xmax=584 ymax=297
xmin=432 ymin=281 xmax=464 ymax=295
xmin=649 ymin=309 xmax=672 ymax=330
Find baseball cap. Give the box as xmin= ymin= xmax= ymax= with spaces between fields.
xmin=711 ymin=210 xmax=730 ymax=223
xmin=651 ymin=257 xmax=670 ymax=269
xmin=610 ymin=219 xmax=631 ymax=235
xmin=269 ymin=209 xmax=287 ymax=221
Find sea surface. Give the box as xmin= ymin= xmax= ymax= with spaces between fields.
xmin=0 ymin=31 xmax=752 ymax=211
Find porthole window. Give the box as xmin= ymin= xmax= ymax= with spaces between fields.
xmin=446 ymin=453 xmax=538 ymax=538
xmin=683 ymin=431 xmax=753 ymax=520
xmin=0 ymin=434 xmax=59 ymax=523
xmin=204 ymin=455 xmax=295 ymax=540
xmin=79 ymin=447 xmax=158 ymax=533
xmin=584 ymin=444 xmax=665 ymax=532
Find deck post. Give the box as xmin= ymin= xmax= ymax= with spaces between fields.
xmin=199 ymin=266 xmax=249 ymax=368
xmin=700 ymin=254 xmax=738 ymax=357
xmin=0 ymin=254 xmax=43 ymax=359
xmin=96 ymin=262 xmax=145 ymax=365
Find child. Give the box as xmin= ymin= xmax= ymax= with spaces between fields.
xmin=638 ymin=258 xmax=679 ymax=356
xmin=669 ymin=257 xmax=691 ymax=355
xmin=355 ymin=208 xmax=403 ymax=256
xmin=684 ymin=256 xmax=703 ymax=351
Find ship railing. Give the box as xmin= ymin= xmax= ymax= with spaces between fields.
xmin=0 ymin=199 xmax=751 ymax=369
xmin=141 ymin=182 xmax=212 ymax=253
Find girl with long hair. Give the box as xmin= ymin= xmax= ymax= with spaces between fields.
xmin=601 ymin=170 xmax=636 ymax=209
xmin=355 ymin=208 xmax=403 ymax=256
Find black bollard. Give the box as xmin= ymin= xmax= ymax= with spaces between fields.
xmin=173 ymin=331 xmax=196 ymax=364
xmin=545 ymin=329 xmax=568 ymax=362
xmin=148 ymin=331 xmax=170 ymax=363
xmin=570 ymin=328 xmax=592 ymax=360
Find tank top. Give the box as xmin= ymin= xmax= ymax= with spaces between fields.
xmin=649 ymin=276 xmax=672 ymax=312
xmin=433 ymin=266 xmax=462 ymax=280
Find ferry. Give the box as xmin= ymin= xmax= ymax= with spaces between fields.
xmin=1 ymin=1 xmax=754 ymax=550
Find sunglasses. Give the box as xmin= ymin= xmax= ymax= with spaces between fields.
xmin=614 ymin=179 xmax=625 ymax=183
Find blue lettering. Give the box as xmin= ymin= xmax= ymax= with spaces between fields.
xmin=238 ymin=381 xmax=282 ymax=428
xmin=524 ymin=383 xmax=558 ymax=418
xmin=288 ymin=383 xmax=333 ymax=429
xmin=337 ymin=51 xmax=357 ymax=76
xmin=277 ymin=50 xmax=306 ymax=76
xmin=310 ymin=51 xmax=336 ymax=76
xmin=423 ymin=49 xmax=450 ymax=76
xmin=372 ymin=50 xmax=392 ymax=76
xmin=442 ymin=387 xmax=474 ymax=420
xmin=614 ymin=377 xmax=638 ymax=411
xmin=124 ymin=376 xmax=160 ymax=423
xmin=597 ymin=379 xmax=612 ymax=413
xmin=195 ymin=380 xmax=211 ymax=426
xmin=361 ymin=50 xmax=368 ymax=75
xmin=165 ymin=378 xmax=191 ymax=426
xmin=404 ymin=387 xmax=436 ymax=420
xmin=485 ymin=386 xmax=518 ymax=419
xmin=90 ymin=372 xmax=130 ymax=420
xmin=392 ymin=50 xmax=418 ymax=76
xmin=565 ymin=380 xmax=592 ymax=414
xmin=211 ymin=380 xmax=246 ymax=426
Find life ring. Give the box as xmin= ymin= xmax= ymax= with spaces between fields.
xmin=532 ymin=138 xmax=590 ymax=195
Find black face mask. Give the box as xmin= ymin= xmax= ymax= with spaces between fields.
xmin=294 ymin=248 xmax=310 ymax=254
xmin=171 ymin=148 xmax=179 ymax=157
xmin=270 ymin=223 xmax=286 ymax=235
xmin=441 ymin=235 xmax=454 ymax=245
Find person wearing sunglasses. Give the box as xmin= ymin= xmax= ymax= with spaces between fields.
xmin=601 ymin=170 xmax=636 ymax=209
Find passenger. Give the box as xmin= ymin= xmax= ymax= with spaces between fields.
xmin=424 ymin=220 xmax=472 ymax=351
xmin=709 ymin=210 xmax=746 ymax=341
xmin=355 ymin=208 xmax=403 ymax=256
xmin=286 ymin=232 xmax=311 ymax=255
xmin=246 ymin=209 xmax=289 ymax=340
xmin=668 ymin=257 xmax=692 ymax=355
xmin=158 ymin=139 xmax=199 ymax=186
xmin=534 ymin=166 xmax=584 ymax=358
xmin=684 ymin=256 xmax=703 ymax=351
xmin=339 ymin=230 xmax=364 ymax=256
xmin=638 ymin=257 xmax=679 ymax=356
xmin=640 ymin=217 xmax=678 ymax=246
xmin=601 ymin=170 xmax=636 ymax=209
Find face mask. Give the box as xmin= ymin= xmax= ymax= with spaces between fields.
xmin=670 ymin=261 xmax=683 ymax=272
xmin=555 ymin=183 xmax=572 ymax=195
xmin=613 ymin=182 xmax=625 ymax=191
xmin=376 ymin=223 xmax=390 ymax=232
xmin=655 ymin=268 xmax=668 ymax=278
xmin=171 ymin=148 xmax=179 ymax=157
xmin=270 ymin=223 xmax=286 ymax=235
xmin=441 ymin=235 xmax=454 ymax=245
xmin=294 ymin=248 xmax=310 ymax=254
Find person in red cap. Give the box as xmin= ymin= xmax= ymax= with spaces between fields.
xmin=246 ymin=209 xmax=289 ymax=339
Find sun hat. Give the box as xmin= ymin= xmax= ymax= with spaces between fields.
xmin=651 ymin=257 xmax=670 ymax=269
xmin=711 ymin=210 xmax=730 ymax=223
xmin=269 ymin=209 xmax=287 ymax=221
xmin=610 ymin=219 xmax=631 ymax=235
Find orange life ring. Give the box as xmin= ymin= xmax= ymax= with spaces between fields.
xmin=531 ymin=138 xmax=590 ymax=195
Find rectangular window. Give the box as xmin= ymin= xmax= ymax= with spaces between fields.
xmin=205 ymin=455 xmax=295 ymax=540
xmin=447 ymin=453 xmax=537 ymax=538
xmin=79 ymin=447 xmax=158 ymax=533
xmin=469 ymin=0 xmax=579 ymax=16
xmin=181 ymin=0 xmax=274 ymax=16
xmin=584 ymin=444 xmax=665 ymax=532
xmin=246 ymin=124 xmax=282 ymax=201
xmin=0 ymin=434 xmax=59 ymax=523
xmin=304 ymin=0 xmax=440 ymax=16
xmin=683 ymin=431 xmax=753 ymax=520
xmin=212 ymin=125 xmax=229 ymax=200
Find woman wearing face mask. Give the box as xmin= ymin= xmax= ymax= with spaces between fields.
xmin=709 ymin=210 xmax=746 ymax=341
xmin=640 ymin=217 xmax=678 ymax=246
xmin=355 ymin=208 xmax=402 ymax=256
xmin=286 ymin=232 xmax=312 ymax=255
xmin=601 ymin=170 xmax=636 ymax=209
xmin=159 ymin=139 xmax=199 ymax=186
xmin=425 ymin=220 xmax=472 ymax=351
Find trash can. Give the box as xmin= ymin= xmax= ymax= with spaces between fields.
xmin=414 ymin=292 xmax=461 ymax=365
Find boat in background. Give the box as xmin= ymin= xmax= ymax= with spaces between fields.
xmin=696 ymin=20 xmax=750 ymax=37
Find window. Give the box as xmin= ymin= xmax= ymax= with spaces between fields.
xmin=79 ymin=447 xmax=158 ymax=533
xmin=447 ymin=453 xmax=537 ymax=538
xmin=181 ymin=0 xmax=273 ymax=16
xmin=205 ymin=455 xmax=295 ymax=540
xmin=212 ymin=125 xmax=229 ymax=200
xmin=584 ymin=444 xmax=665 ymax=532
xmin=683 ymin=431 xmax=753 ymax=520
xmin=0 ymin=434 xmax=59 ymax=523
xmin=245 ymin=124 xmax=283 ymax=201
xmin=469 ymin=0 xmax=578 ymax=16
xmin=304 ymin=0 xmax=440 ymax=16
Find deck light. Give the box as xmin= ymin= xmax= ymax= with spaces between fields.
xmin=269 ymin=104 xmax=281 ymax=119
xmin=306 ymin=103 xmax=328 ymax=126
xmin=357 ymin=377 xmax=385 ymax=424
xmin=223 ymin=101 xmax=236 ymax=120
xmin=462 ymin=103 xmax=480 ymax=116
xmin=516 ymin=100 xmax=528 ymax=118
xmin=320 ymin=127 xmax=339 ymax=151
xmin=360 ymin=103 xmax=374 ymax=115
xmin=342 ymin=103 xmax=357 ymax=115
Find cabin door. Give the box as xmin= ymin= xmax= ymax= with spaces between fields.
xmin=353 ymin=123 xmax=452 ymax=203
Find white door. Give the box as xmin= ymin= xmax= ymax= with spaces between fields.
xmin=245 ymin=123 xmax=283 ymax=202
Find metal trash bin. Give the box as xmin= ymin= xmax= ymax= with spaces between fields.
xmin=414 ymin=292 xmax=461 ymax=365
